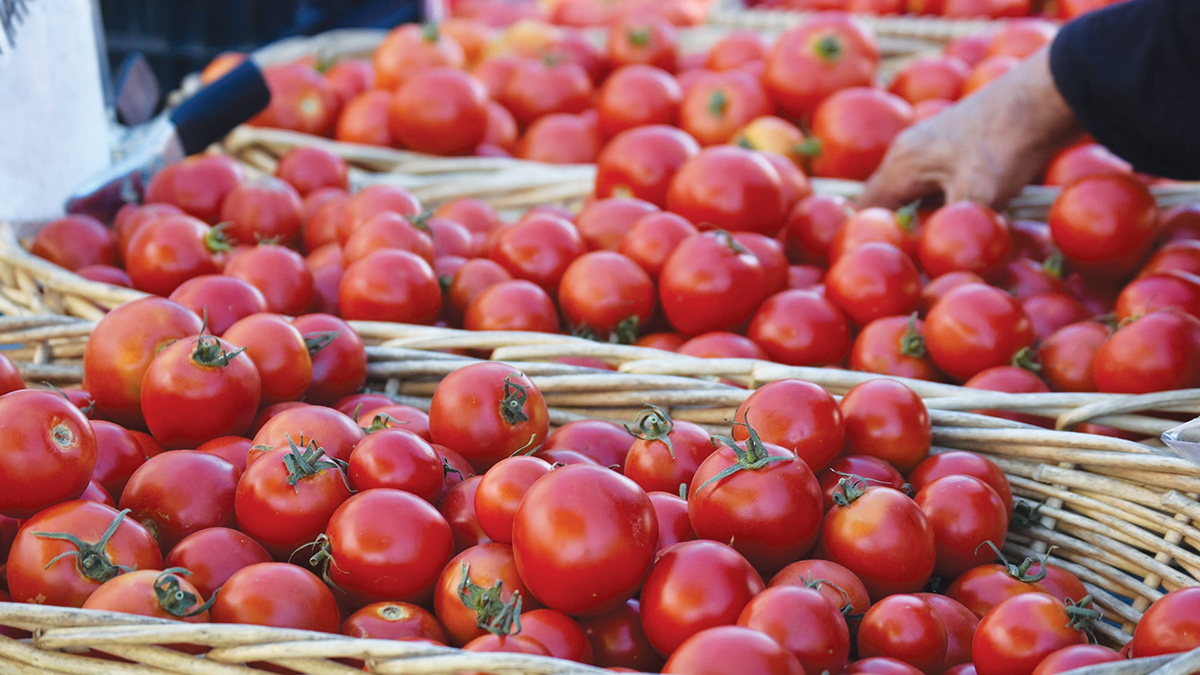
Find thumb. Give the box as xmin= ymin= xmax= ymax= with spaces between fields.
xmin=857 ymin=147 xmax=945 ymax=211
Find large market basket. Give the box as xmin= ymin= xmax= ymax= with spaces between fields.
xmin=0 ymin=308 xmax=1200 ymax=674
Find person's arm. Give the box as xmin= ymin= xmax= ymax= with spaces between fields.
xmin=859 ymin=0 xmax=1200 ymax=211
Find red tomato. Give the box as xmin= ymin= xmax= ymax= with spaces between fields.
xmin=0 ymin=390 xmax=96 ymax=518
xmin=518 ymin=609 xmax=594 ymax=663
xmin=1022 ymin=292 xmax=1091 ymax=342
xmin=972 ymin=593 xmax=1091 ymax=675
xmin=919 ymin=201 xmax=1012 ymax=278
xmin=963 ymin=55 xmax=1018 ymax=96
xmin=908 ymin=450 xmax=1012 ymax=513
xmin=659 ymin=230 xmax=768 ymax=335
xmin=374 ymin=23 xmax=465 ymax=91
xmin=342 ymin=211 xmax=435 ymax=266
xmin=463 ymin=633 xmax=550 ymax=657
xmin=707 ymin=29 xmax=769 ymax=70
xmin=595 ymin=125 xmax=700 ymax=208
xmin=663 ymin=625 xmax=805 ymax=675
xmin=850 ymin=315 xmax=943 ymax=381
xmin=558 ymin=252 xmax=655 ymax=341
xmin=840 ymin=379 xmax=931 ymax=473
xmin=222 ymin=313 xmax=311 ymax=404
xmin=211 ymin=561 xmax=340 ymax=631
xmin=82 ymin=568 xmax=211 ymax=622
xmin=1003 ymin=258 xmax=1065 ymax=301
xmin=448 ymin=258 xmax=513 ymax=320
xmin=987 ymin=18 xmax=1057 ymax=58
xmin=624 ymin=405 xmax=716 ymax=494
xmin=435 ymin=542 xmax=535 ymax=646
xmin=1025 ymin=561 xmax=1088 ymax=606
xmin=764 ymin=13 xmax=880 ymax=119
xmin=1043 ymin=143 xmax=1132 ymax=186
xmin=887 ymin=55 xmax=970 ymax=104
xmin=826 ymin=242 xmax=922 ymax=325
xmin=609 ymin=14 xmax=678 ymax=71
xmin=145 ymin=154 xmax=243 ymax=224
xmin=429 ymin=363 xmax=549 ymax=472
xmin=0 ymin=355 xmax=24 ymax=398
xmin=8 ymin=501 xmax=161 ymax=606
xmin=218 ymin=176 xmax=304 ymax=246
xmin=964 ymin=364 xmax=1051 ymax=427
xmin=249 ymin=63 xmax=339 ymax=135
xmin=782 ymin=194 xmax=856 ymax=265
xmin=1048 ymin=174 xmax=1159 ymax=278
xmin=830 ymin=206 xmax=919 ymax=263
xmin=224 ymin=244 xmax=315 ymax=316
xmin=809 ymin=88 xmax=914 ymax=181
xmin=339 ymin=249 xmax=442 ymax=323
xmin=30 ymin=215 xmax=115 ymax=271
xmin=679 ymin=70 xmax=772 ymax=147
xmin=341 ymin=601 xmax=447 ymax=643
xmin=748 ymin=289 xmax=851 ymax=366
xmin=164 ymin=527 xmax=272 ymax=600
xmin=818 ymin=456 xmax=905 ymax=512
xmin=141 ymin=334 xmax=261 ymax=449
xmin=119 ymin=450 xmax=240 ymax=552
xmin=943 ymin=33 xmax=990 ymax=65
xmin=1131 ymin=587 xmax=1200 ymax=658
xmin=946 ymin=559 xmax=1051 ymax=619
xmin=517 ymin=112 xmax=601 ymax=164
xmin=348 ymin=429 xmax=444 ymax=503
xmin=916 ymin=475 xmax=1009 ymax=578
xmin=577 ymin=599 xmax=664 ymax=671
xmin=512 ymin=465 xmax=657 ymax=615
xmin=1160 ymin=203 xmax=1200 ymax=242
xmin=688 ymin=432 xmax=823 ymax=574
xmin=362 ymin=404 xmax=432 ymax=441
xmin=335 ymin=184 xmax=421 ymax=247
xmin=1093 ymin=309 xmax=1200 ymax=393
xmin=769 ymin=560 xmax=873 ymax=618
xmin=500 ymin=59 xmax=593 ymax=126
xmin=464 ymin=278 xmax=560 ymax=333
xmin=252 ymin=404 xmax=364 ymax=464
xmin=731 ymin=116 xmax=809 ymax=167
xmin=276 ymin=146 xmax=348 ymax=196
xmin=821 ymin=485 xmax=936 ymax=601
xmin=291 ymin=314 xmax=367 ymax=406
xmin=921 ymin=270 xmax=986 ymax=313
xmin=1140 ymin=240 xmax=1200 ymax=278
xmin=788 ymin=264 xmax=825 ymax=289
xmin=1008 ymin=220 xmax=1055 ymax=261
xmin=925 ymin=283 xmax=1034 ymax=381
xmin=335 ymin=89 xmax=393 ymax=146
xmin=846 ymin=658 xmax=927 ymax=675
xmin=389 ymin=68 xmax=487 ymax=155
xmin=489 ymin=213 xmax=585 ymax=291
xmin=596 ymin=65 xmax=682 ymax=139
xmin=542 ymin=419 xmax=636 ymax=470
xmin=1116 ymin=271 xmax=1200 ymax=320
xmin=1031 ymin=645 xmax=1121 ymax=675
xmin=648 ymin=491 xmax=695 ymax=551
xmin=678 ymin=331 xmax=769 ymax=359
xmin=125 ymin=214 xmax=224 ymax=296
xmin=857 ymin=594 xmax=947 ymax=673
xmin=473 ymin=456 xmax=552 ymax=544
xmin=733 ymin=378 xmax=844 ymax=472
xmin=619 ymin=212 xmax=699 ymax=279
xmin=439 ymin=476 xmax=491 ymax=553
xmin=76 ymin=264 xmax=132 ymax=287
xmin=576 ymin=197 xmax=660 ymax=252
xmin=667 ymin=146 xmax=786 ymax=236
xmin=168 ymin=275 xmax=267 ymax=336
xmin=917 ymin=593 xmax=979 ymax=671
xmin=1038 ymin=321 xmax=1110 ymax=392
xmin=738 ymin=584 xmax=851 ymax=675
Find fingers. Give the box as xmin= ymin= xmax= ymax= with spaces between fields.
xmin=857 ymin=128 xmax=946 ymax=210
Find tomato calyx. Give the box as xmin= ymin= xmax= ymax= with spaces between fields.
xmin=625 ymin=403 xmax=676 ymax=458
xmin=281 ymin=436 xmax=352 ymax=494
xmin=1042 ymin=250 xmax=1065 ymax=279
xmin=33 ymin=508 xmax=138 ymax=583
xmin=1010 ymin=499 xmax=1042 ymax=529
xmin=708 ymin=89 xmax=729 ymax=118
xmin=1010 ymin=346 xmax=1042 ymax=373
xmin=695 ymin=417 xmax=789 ymax=494
xmin=803 ymin=573 xmax=858 ymax=619
xmin=154 ymin=567 xmax=217 ymax=617
xmin=304 ymin=330 xmax=342 ymax=357
xmin=713 ymin=230 xmax=749 ymax=256
xmin=191 ymin=334 xmax=247 ymax=369
xmin=421 ymin=22 xmax=440 ymax=42
xmin=442 ymin=456 xmax=464 ymax=480
xmin=627 ymin=28 xmax=651 ymax=47
xmin=362 ymin=413 xmax=407 ymax=434
xmin=736 ymin=136 xmax=757 ymax=150
xmin=205 ymin=223 xmax=233 ymax=253
xmin=975 ymin=540 xmax=1049 ymax=584
xmin=896 ymin=202 xmax=920 ymax=233
xmin=457 ymin=561 xmax=524 ymax=636
xmin=900 ymin=312 xmax=928 ymax=359
xmin=301 ymin=532 xmax=356 ymax=597
xmin=1065 ymin=595 xmax=1101 ymax=636
xmin=508 ymin=433 xmax=542 ymax=458
xmin=813 ymin=33 xmax=844 ymax=62
xmin=499 ymin=375 xmax=531 ymax=426
xmin=797 ymin=137 xmax=822 ymax=159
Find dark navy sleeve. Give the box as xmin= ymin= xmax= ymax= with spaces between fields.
xmin=1048 ymin=0 xmax=1200 ymax=180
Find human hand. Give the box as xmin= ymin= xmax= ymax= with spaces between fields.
xmin=858 ymin=47 xmax=1084 ymax=211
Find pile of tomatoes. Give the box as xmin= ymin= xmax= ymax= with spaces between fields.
xmin=0 ymin=300 xmax=1197 ymax=675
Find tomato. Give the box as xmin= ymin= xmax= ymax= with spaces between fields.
xmin=80 ymin=480 xmax=115 ymax=506
xmin=1022 ymin=292 xmax=1091 ymax=342
xmin=963 ymin=55 xmax=1018 ymax=96
xmin=707 ymin=29 xmax=768 ymax=70
xmin=119 ymin=450 xmax=240 ymax=553
xmin=917 ymin=593 xmax=979 ymax=671
xmin=1008 ymin=220 xmax=1055 ymax=261
xmin=619 ymin=212 xmax=699 ymax=279
xmin=481 ymin=100 xmax=519 ymax=152
xmin=1094 ymin=309 xmax=1200 ymax=393
xmin=846 ymin=658 xmax=927 ymax=675
xmin=341 ymin=601 xmax=447 ymax=644
xmin=925 ymin=283 xmax=1035 ymax=381
xmin=986 ymin=17 xmax=1056 ymax=58
xmin=124 ymin=214 xmax=225 ymax=296
xmin=733 ymin=378 xmax=844 ymax=472
xmin=676 ymin=331 xmax=765 ymax=359
xmin=1160 ymin=203 xmax=1200 ymax=242
xmin=851 ymin=315 xmax=943 ymax=381
xmin=463 ymin=278 xmax=559 ymax=333
xmin=857 ymin=594 xmax=947 ymax=673
xmin=1025 ymin=561 xmax=1088 ymax=606
xmin=500 ymin=59 xmax=593 ymax=126
xmin=917 ymin=475 xmax=1010 ymax=578
xmin=0 ymin=390 xmax=93 ymax=519
xmin=339 ymin=249 xmax=442 ymax=323
xmin=388 ymin=67 xmax=487 ymax=155
xmin=435 ymin=542 xmax=535 ymax=646
xmin=129 ymin=430 xmax=165 ymax=459
xmin=972 ymin=593 xmax=1092 ymax=675
xmin=624 ymin=405 xmax=715 ymax=494
xmin=645 ymin=491 xmax=693 ymax=552
xmin=513 ymin=464 xmax=657 ymax=616
xmin=348 ymin=429 xmax=444 ymax=503
xmin=1140 ymin=240 xmax=1200 ymax=278
xmin=1036 ymin=321 xmax=1109 ymax=392
xmin=429 ymin=363 xmax=548 ymax=472
xmin=576 ymin=197 xmax=660 ymax=252
xmin=821 ymin=485 xmax=935 ymax=601
xmin=166 ymin=276 xmax=266 ymax=337
xmin=489 ymin=213 xmax=585 ymax=292
xmin=840 ymin=379 xmax=931 ymax=473
xmin=1117 ymin=271 xmax=1200 ymax=320
xmin=275 ymin=146 xmax=348 ymax=197
xmin=463 ymin=633 xmax=550 ymax=658
xmin=667 ymin=146 xmax=786 ymax=236
xmin=817 ymin=456 xmax=905 ymax=513
xmin=224 ymin=244 xmax=315 ymax=316
xmin=887 ymin=55 xmax=970 ymax=104
xmin=374 ymin=23 xmax=465 ymax=91
xmin=343 ymin=212 xmax=436 ymax=267
xmin=734 ymin=232 xmax=792 ymax=297
xmin=82 ymin=568 xmax=211 ymax=622
xmin=222 ymin=314 xmax=311 ymax=405
xmin=826 ymin=242 xmax=921 ymax=325
xmin=252 ymin=404 xmax=364 ymax=464
xmin=596 ymin=65 xmax=682 ymax=139
xmin=748 ymin=289 xmax=852 ymax=366
xmin=576 ymin=599 xmax=663 ymax=671
xmin=1048 ymin=174 xmax=1158 ymax=278
xmin=519 ymin=112 xmax=602 ymax=163
xmin=738 ymin=584 xmax=850 ymax=674
xmin=919 ymin=201 xmax=1012 ymax=278
xmin=921 ymin=270 xmax=986 ymax=313
xmin=679 ymin=70 xmax=772 ymax=147
xmin=30 ymin=214 xmax=115 ymax=271
xmin=1002 ymin=258 xmax=1064 ymax=301
xmin=0 ymin=356 xmax=22 ymax=401
xmin=829 ymin=206 xmax=920 ymax=263
xmin=448 ymin=258 xmax=512 ymax=320
xmin=659 ymin=230 xmax=768 ymax=335
xmin=946 ymin=557 xmax=1051 ymax=619
xmin=145 ymin=154 xmax=243 ymax=224
xmin=473 ymin=456 xmax=552 ymax=545
xmin=335 ymin=89 xmax=393 ymax=145
xmin=218 ymin=177 xmax=304 ymax=248
xmin=942 ymin=33 xmax=990 ymax=65
xmin=77 ymin=264 xmax=133 ymax=287
xmin=249 ymin=63 xmax=339 ymax=135
xmin=1030 ymin=645 xmax=1121 ymax=675
xmin=361 ymin=403 xmax=432 ymax=440
xmin=782 ymin=194 xmax=856 ymax=265
xmin=141 ymin=334 xmax=260 ymax=449
xmin=8 ymin=501 xmax=161 ymax=606
xmin=963 ymin=364 xmax=1051 ymax=428
xmin=336 ymin=184 xmax=422 ymax=247
xmin=664 ymin=625 xmax=805 ymax=675
xmin=1043 ymin=143 xmax=1132 ymax=186
xmin=542 ymin=420 xmax=636 ymax=470
xmin=557 ymin=251 xmax=655 ymax=342
xmin=235 ymin=443 xmax=352 ymax=559
xmin=637 ymin=332 xmax=686 ymax=351
xmin=211 ymin=561 xmax=339 ymax=631
xmin=764 ymin=13 xmax=880 ymax=119
xmin=164 ymin=527 xmax=271 ymax=600
xmin=809 ymin=88 xmax=913 ymax=180
xmin=639 ymin=540 xmax=764 ymax=655
xmin=440 ymin=476 xmax=491 ymax=552
xmin=1131 ymin=586 xmax=1200 ymax=658
xmin=608 ymin=14 xmax=678 ymax=71
xmin=289 ymin=316 xmax=365 ymax=407
xmin=595 ymin=125 xmax=700 ymax=208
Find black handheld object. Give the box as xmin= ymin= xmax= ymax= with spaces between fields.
xmin=170 ymin=58 xmax=271 ymax=155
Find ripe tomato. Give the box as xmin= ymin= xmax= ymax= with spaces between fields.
xmin=343 ymin=211 xmax=436 ymax=266
xmin=850 ymin=315 xmax=943 ymax=381
xmin=0 ymin=390 xmax=96 ymax=519
xmin=919 ymin=201 xmax=1012 ymax=278
xmin=826 ymin=242 xmax=922 ymax=325
xmin=235 ymin=443 xmax=352 ymax=559
xmin=829 ymin=206 xmax=919 ymax=263
xmin=464 ymin=278 xmax=559 ymax=333
xmin=734 ymin=232 xmax=790 ymax=296
xmin=663 ymin=625 xmax=804 ymax=675
xmin=577 ymin=599 xmax=664 ymax=671
xmin=141 ymin=334 xmax=261 ymax=449
xmin=249 ymin=63 xmax=339 ymax=135
xmin=489 ymin=213 xmax=585 ymax=291
xmin=1131 ymin=587 xmax=1200 ymax=658
xmin=473 ymin=456 xmax=552 ymax=544
xmin=908 ymin=449 xmax=1011 ymax=510
xmin=322 ymin=488 xmax=454 ymax=608
xmin=558 ymin=251 xmax=654 ymax=341
xmin=1139 ymin=240 xmax=1200 ymax=278
xmin=888 ymin=55 xmax=970 ymax=104
xmin=362 ymin=404 xmax=432 ymax=441
xmin=251 ymin=404 xmax=364 ymax=463
xmin=818 ymin=456 xmax=905 ymax=512
xmin=119 ymin=450 xmax=240 ymax=552
xmin=500 ymin=59 xmax=593 ymax=126
xmin=738 ymin=584 xmax=851 ymax=674
xmin=678 ymin=331 xmax=768 ymax=359
xmin=596 ymin=65 xmax=682 ymax=139
xmin=513 ymin=465 xmax=657 ymax=615
xmin=595 ymin=125 xmax=700 ymax=207
xmin=782 ymin=194 xmax=856 ymax=265
xmin=986 ymin=17 xmax=1056 ymax=57
xmin=145 ymin=154 xmax=243 ymax=224
xmin=292 ymin=313 xmax=367 ymax=406
xmin=857 ymin=594 xmax=947 ymax=673
xmin=168 ymin=275 xmax=267 ymax=336
xmin=8 ymin=501 xmax=162 ymax=607
xmin=342 ymin=601 xmax=446 ymax=643
xmin=963 ymin=364 xmax=1051 ymax=427
xmin=439 ymin=476 xmax=491 ymax=552
xmin=1093 ymin=309 xmax=1200 ymax=393
xmin=764 ymin=13 xmax=880 ymax=119
xmin=31 ymin=214 xmax=115 ymax=271
xmin=688 ymin=431 xmax=823 ymax=574
xmin=335 ymin=184 xmax=422 ymax=247
xmin=840 ymin=379 xmax=931 ymax=473
xmin=276 ymin=146 xmax=348 ymax=196
xmin=619 ymin=212 xmax=699 ymax=279
xmin=918 ymin=593 xmax=979 ymax=670
xmin=748 ymin=289 xmax=851 ymax=366
xmin=846 ymin=658 xmax=927 ymax=675
xmin=224 ymin=244 xmax=315 ymax=316
xmin=809 ymin=87 xmax=914 ymax=181
xmin=648 ymin=491 xmax=694 ymax=551
xmin=542 ymin=419 xmax=636 ymax=470
xmin=448 ymin=258 xmax=512 ymax=320
xmin=218 ymin=176 xmax=304 ymax=247
xmin=707 ymin=29 xmax=769 ymax=70
xmin=463 ymin=633 xmax=550 ymax=657
xmin=336 ymin=90 xmax=393 ymax=146
xmin=87 ymin=420 xmax=143 ymax=502
xmin=483 ymin=100 xmax=519 ymax=152
xmin=679 ymin=70 xmax=772 ymax=147
xmin=925 ymin=283 xmax=1034 ymax=381
xmin=640 ymin=540 xmax=765 ymax=655
xmin=1037 ymin=321 xmax=1110 ymax=392
xmin=667 ymin=146 xmax=786 ymax=235
xmin=339 ymin=249 xmax=442 ymax=323
xmin=77 ymin=264 xmax=133 ymax=287
xmin=733 ymin=378 xmax=844 ymax=471
xmin=1116 ymin=271 xmax=1200 ymax=321
xmin=1048 ymin=174 xmax=1158 ymax=278
xmin=374 ymin=23 xmax=465 ymax=91
xmin=1022 ymin=292 xmax=1090 ymax=342
xmin=1043 ymin=143 xmax=1132 ymax=186
xmin=624 ymin=405 xmax=716 ymax=494
xmin=125 ymin=214 xmax=224 ymax=296
xmin=164 ymin=527 xmax=272 ymax=600
xmin=348 ymin=429 xmax=444 ymax=503
xmin=946 ymin=557 xmax=1051 ymax=619
xmin=922 ymin=270 xmax=986 ymax=313
xmin=608 ymin=14 xmax=678 ymax=71
xmin=222 ymin=313 xmax=311 ymax=404
xmin=821 ymin=485 xmax=936 ymax=601
xmin=82 ymin=568 xmax=211 ymax=622
xmin=1031 ymin=645 xmax=1121 ymax=675
xmin=435 ymin=542 xmax=535 ymax=646
xmin=1002 ymin=258 xmax=1064 ymax=301
xmin=517 ymin=112 xmax=601 ymax=164
xmin=518 ymin=608 xmax=593 ymax=663
xmin=659 ymin=230 xmax=767 ymax=335
xmin=769 ymin=560 xmax=872 ymax=618
xmin=389 ymin=68 xmax=487 ymax=155
xmin=972 ymin=593 xmax=1091 ymax=675
xmin=212 ymin=561 xmax=340 ymax=632
xmin=916 ymin=475 xmax=1009 ymax=578
xmin=575 ymin=197 xmax=660 ymax=253
xmin=429 ymin=363 xmax=549 ymax=471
